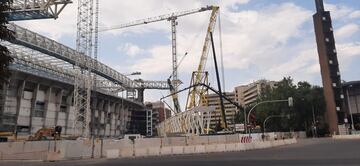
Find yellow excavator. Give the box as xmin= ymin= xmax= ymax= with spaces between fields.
xmin=28 ymin=126 xmax=62 ymax=141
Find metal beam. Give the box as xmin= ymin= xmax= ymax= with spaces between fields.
xmin=6 ymin=24 xmax=169 ymax=90
xmin=7 ymin=0 xmax=72 ymax=21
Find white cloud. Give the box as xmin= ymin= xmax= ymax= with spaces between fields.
xmin=14 ymin=2 xmax=77 ymax=40
xmin=215 ymin=3 xmax=312 ymax=70
xmin=130 ymin=45 xmax=172 ymax=76
xmin=337 ymin=42 xmax=360 ymax=58
xmin=349 ymin=10 xmax=360 ymax=19
xmin=324 ymin=3 xmax=353 ymax=20
xmin=219 ymin=0 xmax=250 ymax=10
xmin=117 ymin=43 xmax=144 ymax=57
xmin=335 ymin=23 xmax=359 ymax=39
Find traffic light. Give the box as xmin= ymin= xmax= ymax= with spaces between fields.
xmin=250 ymin=113 xmax=256 ymax=127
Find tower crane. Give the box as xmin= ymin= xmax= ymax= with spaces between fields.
xmin=99 ymin=6 xmax=216 ymax=113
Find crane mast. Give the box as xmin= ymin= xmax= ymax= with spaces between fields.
xmin=74 ymin=0 xmax=95 ymax=138
xmin=186 ymin=6 xmax=219 ymax=110
xmin=99 ymin=6 xmax=215 ymax=113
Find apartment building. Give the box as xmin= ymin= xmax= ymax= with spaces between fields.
xmin=204 ymin=92 xmax=237 ymax=129
xmin=235 ymin=80 xmax=277 ymax=106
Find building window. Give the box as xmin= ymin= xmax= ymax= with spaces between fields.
xmin=34 ymin=101 xmax=45 ymax=117
xmin=332 ymin=83 xmax=337 ymax=87
xmin=336 ymin=107 xmax=340 ymax=111
xmin=330 ymin=27 xmax=333 ymax=31
xmin=60 ymin=105 xmax=67 ymax=112
xmin=322 ymin=16 xmax=326 ymax=21
xmin=333 ymin=49 xmax=336 ymax=53
xmin=325 ymin=38 xmax=330 ymax=42
xmin=329 ymin=60 xmax=333 ymax=64
xmin=340 ymin=94 xmax=344 ymax=99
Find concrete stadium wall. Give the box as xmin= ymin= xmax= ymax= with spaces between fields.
xmin=0 ymin=133 xmax=297 ymax=161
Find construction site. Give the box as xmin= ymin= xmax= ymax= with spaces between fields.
xmin=0 ymin=0 xmax=359 ymax=163
xmin=0 ymin=0 xmax=243 ymax=141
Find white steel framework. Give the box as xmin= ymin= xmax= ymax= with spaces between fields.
xmin=6 ymin=23 xmax=169 ymax=90
xmin=7 ymin=0 xmax=72 ymax=21
xmin=157 ymin=106 xmax=214 ymax=136
xmin=74 ymin=0 xmax=94 ymax=137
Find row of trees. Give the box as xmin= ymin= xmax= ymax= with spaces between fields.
xmin=235 ymin=77 xmax=329 ymax=136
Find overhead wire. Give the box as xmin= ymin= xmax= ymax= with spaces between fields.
xmin=218 ymin=11 xmax=226 ymax=92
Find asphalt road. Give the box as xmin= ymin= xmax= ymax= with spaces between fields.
xmin=2 ymin=138 xmax=360 ymax=166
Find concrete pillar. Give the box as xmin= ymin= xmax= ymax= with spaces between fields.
xmin=14 ymin=80 xmax=26 ymax=134
xmin=114 ymin=103 xmax=120 ymax=136
xmin=0 ymin=82 xmax=7 ymax=126
xmin=64 ymin=90 xmax=73 ymax=135
xmin=109 ymin=102 xmax=114 ymax=137
xmin=54 ymin=89 xmax=64 ymax=128
xmin=29 ymin=83 xmax=39 ymax=134
xmin=97 ymin=99 xmax=105 ymax=136
xmin=137 ymin=88 xmax=144 ymax=103
xmin=122 ymin=105 xmax=129 ymax=134
xmin=42 ymin=86 xmax=52 ymax=128
xmin=103 ymin=100 xmax=109 ymax=136
xmin=90 ymin=96 xmax=98 ymax=137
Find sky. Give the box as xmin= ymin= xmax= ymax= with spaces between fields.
xmin=14 ymin=0 xmax=360 ymax=108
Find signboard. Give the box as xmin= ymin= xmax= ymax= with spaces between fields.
xmin=235 ymin=124 xmax=245 ymax=132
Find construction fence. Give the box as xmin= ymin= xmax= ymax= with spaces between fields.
xmin=0 ymin=132 xmax=304 ymax=161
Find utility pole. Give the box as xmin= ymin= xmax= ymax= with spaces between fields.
xmin=346 ymin=86 xmax=355 ymax=131
xmin=311 ymin=104 xmax=318 ymax=137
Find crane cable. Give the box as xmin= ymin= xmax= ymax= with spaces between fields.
xmin=218 ymin=11 xmax=226 ymax=92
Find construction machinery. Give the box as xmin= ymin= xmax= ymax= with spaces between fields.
xmin=98 ymin=6 xmax=216 ymax=113
xmin=185 ymin=6 xmax=219 ymax=111
xmin=28 ymin=126 xmax=62 ymax=141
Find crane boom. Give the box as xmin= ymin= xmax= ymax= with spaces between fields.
xmin=98 ymin=6 xmax=215 ymax=114
xmin=186 ymin=6 xmax=219 ymax=110
xmin=98 ymin=6 xmax=213 ymax=32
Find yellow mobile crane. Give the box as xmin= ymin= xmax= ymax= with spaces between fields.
xmin=185 ymin=6 xmax=228 ymax=129
xmin=185 ymin=6 xmax=219 ymax=109
xmin=98 ymin=6 xmax=216 ymax=113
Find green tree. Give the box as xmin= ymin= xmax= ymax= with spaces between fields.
xmin=255 ymin=77 xmax=296 ymax=132
xmin=253 ymin=77 xmax=327 ymax=136
xmin=0 ymin=0 xmax=14 ymax=84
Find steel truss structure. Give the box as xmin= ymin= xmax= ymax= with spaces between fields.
xmin=99 ymin=6 xmax=215 ymax=113
xmin=6 ymin=24 xmax=169 ymax=90
xmin=2 ymin=22 xmax=171 ymax=137
xmin=74 ymin=0 xmax=93 ymax=139
xmin=157 ymin=106 xmax=214 ymax=136
xmin=7 ymin=0 xmax=72 ymax=21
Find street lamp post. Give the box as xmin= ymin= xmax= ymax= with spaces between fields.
xmin=263 ymin=114 xmax=290 ymax=138
xmin=346 ymin=85 xmax=355 ymax=132
xmin=247 ymin=97 xmax=293 ymax=136
xmin=311 ymin=104 xmax=318 ymax=137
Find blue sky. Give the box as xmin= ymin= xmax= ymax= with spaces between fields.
xmin=16 ymin=0 xmax=360 ymax=107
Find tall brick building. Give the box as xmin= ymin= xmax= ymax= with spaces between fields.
xmin=313 ymin=0 xmax=346 ymax=134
